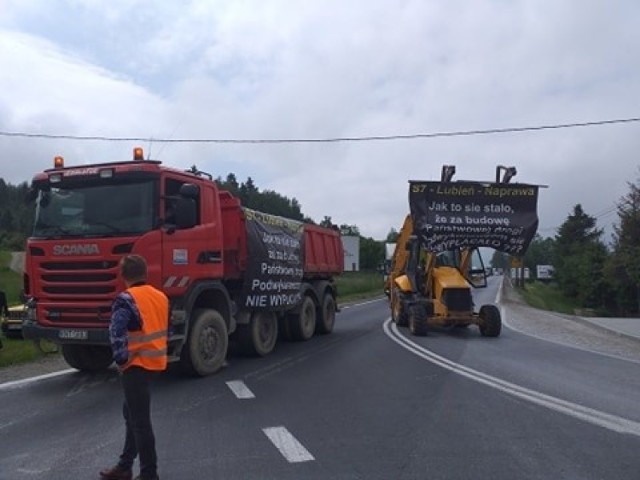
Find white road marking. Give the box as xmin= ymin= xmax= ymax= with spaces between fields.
xmin=0 ymin=369 xmax=75 ymax=391
xmin=352 ymin=297 xmax=386 ymax=307
xmin=340 ymin=297 xmax=386 ymax=310
xmin=383 ymin=318 xmax=640 ymax=437
xmin=263 ymin=426 xmax=315 ymax=463
xmin=226 ymin=380 xmax=256 ymax=399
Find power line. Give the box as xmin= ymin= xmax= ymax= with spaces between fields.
xmin=0 ymin=117 xmax=638 ymax=144
xmin=537 ymin=202 xmax=621 ymax=235
xmin=593 ymin=204 xmax=619 ymax=219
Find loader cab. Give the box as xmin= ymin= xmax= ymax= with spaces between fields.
xmin=435 ymin=248 xmax=488 ymax=289
xmin=463 ymin=249 xmax=488 ymax=288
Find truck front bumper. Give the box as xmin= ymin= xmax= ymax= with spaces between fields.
xmin=22 ymin=320 xmax=110 ymax=345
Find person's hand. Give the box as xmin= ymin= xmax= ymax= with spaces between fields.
xmin=116 ymin=357 xmax=131 ymax=373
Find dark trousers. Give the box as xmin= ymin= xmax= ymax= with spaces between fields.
xmin=118 ymin=366 xmax=159 ymax=478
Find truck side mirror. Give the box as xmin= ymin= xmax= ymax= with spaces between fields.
xmin=175 ymin=197 xmax=197 ymax=229
xmin=179 ymin=183 xmax=199 ymax=199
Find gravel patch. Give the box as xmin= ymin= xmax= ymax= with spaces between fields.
xmin=0 ymin=352 xmax=71 ymax=385
xmin=501 ymin=280 xmax=640 ymax=364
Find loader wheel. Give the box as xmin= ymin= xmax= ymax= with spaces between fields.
xmin=236 ymin=311 xmax=278 ymax=356
xmin=316 ymin=293 xmax=336 ymax=334
xmin=290 ymin=296 xmax=316 ymax=341
xmin=391 ymin=291 xmax=408 ymax=327
xmin=408 ymin=304 xmax=428 ymax=337
xmin=181 ymin=308 xmax=228 ymax=376
xmin=479 ymin=305 xmax=501 ymax=337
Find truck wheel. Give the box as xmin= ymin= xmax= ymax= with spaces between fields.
xmin=278 ymin=315 xmax=294 ymax=342
xmin=236 ymin=311 xmax=278 ymax=356
xmin=316 ymin=294 xmax=336 ymax=334
xmin=391 ymin=291 xmax=408 ymax=327
xmin=290 ymin=296 xmax=316 ymax=341
xmin=61 ymin=344 xmax=113 ymax=371
xmin=181 ymin=308 xmax=228 ymax=376
xmin=479 ymin=305 xmax=501 ymax=337
xmin=408 ymin=304 xmax=428 ymax=336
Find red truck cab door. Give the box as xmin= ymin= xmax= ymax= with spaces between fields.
xmin=160 ymin=175 xmax=224 ymax=298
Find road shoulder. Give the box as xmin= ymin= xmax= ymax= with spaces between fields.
xmin=0 ymin=352 xmax=69 ymax=385
xmin=500 ymin=278 xmax=640 ymax=364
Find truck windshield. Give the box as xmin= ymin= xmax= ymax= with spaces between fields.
xmin=33 ymin=181 xmax=156 ymax=238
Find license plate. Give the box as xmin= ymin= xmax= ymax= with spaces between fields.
xmin=59 ymin=329 xmax=88 ymax=340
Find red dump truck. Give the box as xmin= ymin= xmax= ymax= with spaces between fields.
xmin=22 ymin=148 xmax=344 ymax=376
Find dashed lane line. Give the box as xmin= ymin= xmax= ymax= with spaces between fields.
xmin=263 ymin=426 xmax=315 ymax=463
xmin=340 ymin=297 xmax=386 ymax=310
xmin=226 ymin=380 xmax=256 ymax=399
xmin=226 ymin=382 xmax=315 ymax=463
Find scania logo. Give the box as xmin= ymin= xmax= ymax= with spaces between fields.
xmin=53 ymin=244 xmax=100 ymax=256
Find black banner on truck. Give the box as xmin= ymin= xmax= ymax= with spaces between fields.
xmin=409 ymin=181 xmax=539 ymax=255
xmin=241 ymin=208 xmax=304 ymax=311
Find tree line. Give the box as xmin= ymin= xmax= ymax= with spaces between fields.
xmin=0 ymin=179 xmax=33 ymax=250
xmin=0 ymin=174 xmax=386 ymax=270
xmin=493 ymin=175 xmax=640 ymax=315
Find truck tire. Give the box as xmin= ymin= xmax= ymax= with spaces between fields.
xmin=181 ymin=308 xmax=228 ymax=376
xmin=479 ymin=305 xmax=501 ymax=337
xmin=316 ymin=294 xmax=336 ymax=334
xmin=408 ymin=304 xmax=428 ymax=337
xmin=278 ymin=315 xmax=294 ymax=342
xmin=61 ymin=344 xmax=113 ymax=372
xmin=236 ymin=311 xmax=278 ymax=356
xmin=391 ymin=291 xmax=408 ymax=327
xmin=290 ymin=295 xmax=316 ymax=341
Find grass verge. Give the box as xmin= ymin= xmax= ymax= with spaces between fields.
xmin=0 ymin=250 xmax=23 ymax=305
xmin=518 ymin=281 xmax=581 ymax=315
xmin=0 ymin=337 xmax=60 ymax=369
xmin=336 ymin=271 xmax=385 ymax=303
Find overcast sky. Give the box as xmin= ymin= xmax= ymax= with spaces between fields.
xmin=0 ymin=0 xmax=639 ymax=241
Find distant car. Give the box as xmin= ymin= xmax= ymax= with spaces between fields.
xmin=1 ymin=304 xmax=27 ymax=339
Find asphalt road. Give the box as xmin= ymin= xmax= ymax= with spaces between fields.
xmin=1 ymin=277 xmax=639 ymax=479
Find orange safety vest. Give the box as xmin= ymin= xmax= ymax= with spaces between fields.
xmin=124 ymin=285 xmax=169 ymax=372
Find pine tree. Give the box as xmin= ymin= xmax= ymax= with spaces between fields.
xmin=523 ymin=234 xmax=555 ymax=276
xmin=554 ymin=204 xmax=609 ymax=308
xmin=608 ymin=176 xmax=640 ymax=313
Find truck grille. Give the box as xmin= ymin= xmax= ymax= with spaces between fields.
xmin=41 ymin=261 xmax=118 ymax=270
xmin=37 ymin=260 xmax=119 ymax=324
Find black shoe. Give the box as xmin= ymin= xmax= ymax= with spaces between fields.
xmin=99 ymin=465 xmax=133 ymax=480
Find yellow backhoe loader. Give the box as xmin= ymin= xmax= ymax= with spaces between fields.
xmin=386 ymin=165 xmax=539 ymax=337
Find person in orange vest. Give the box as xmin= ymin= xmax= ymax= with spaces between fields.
xmin=100 ymin=255 xmax=169 ymax=480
